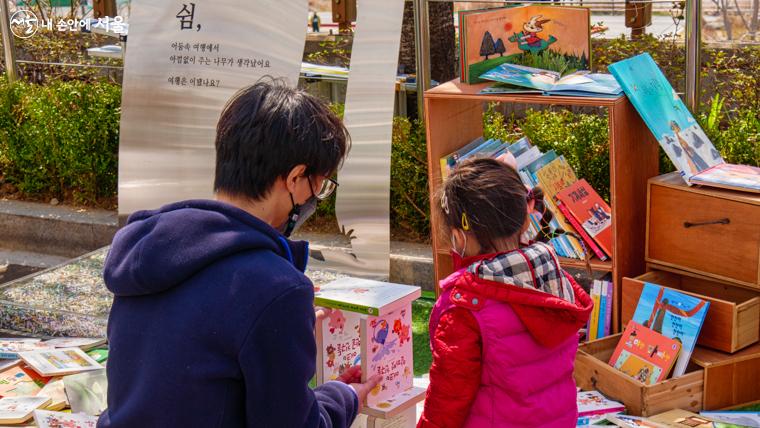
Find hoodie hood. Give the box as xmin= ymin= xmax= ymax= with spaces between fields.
xmin=443 ymin=242 xmax=592 ymax=348
xmin=104 ymin=200 xmax=308 ymax=297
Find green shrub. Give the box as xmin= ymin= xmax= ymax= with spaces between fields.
xmin=0 ymin=77 xmax=121 ymax=204
xmin=390 ymin=116 xmax=430 ymax=241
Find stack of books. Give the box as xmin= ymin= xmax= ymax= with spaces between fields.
xmin=440 ymin=135 xmax=613 ymax=264
xmin=0 ymin=337 xmax=107 ymax=426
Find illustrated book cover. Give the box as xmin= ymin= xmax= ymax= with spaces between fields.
xmin=701 ymin=411 xmax=760 ymax=428
xmin=63 ymin=369 xmax=107 ymax=416
xmin=631 ymin=283 xmax=709 ymax=377
xmin=315 ymin=309 xmax=363 ymax=385
xmin=608 ymin=53 xmax=760 ymax=193
xmin=18 ymin=348 xmax=102 ymax=377
xmin=0 ymin=340 xmax=52 ymax=360
xmin=33 ymin=409 xmax=98 ymax=428
xmin=609 ymin=321 xmax=682 ymax=385
xmin=0 ymin=396 xmax=50 ymax=424
xmin=361 ymin=305 xmax=415 ymax=409
xmin=556 ymin=179 xmax=613 ymax=258
xmin=481 ymin=64 xmax=622 ymax=97
xmin=460 ymin=5 xmax=590 ymax=84
xmin=0 ymin=363 xmax=47 ymax=398
xmin=314 ymin=277 xmax=421 ymax=317
xmin=576 ymin=390 xmax=626 ymax=417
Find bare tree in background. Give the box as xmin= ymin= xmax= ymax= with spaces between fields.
xmin=398 ymin=2 xmax=456 ymax=94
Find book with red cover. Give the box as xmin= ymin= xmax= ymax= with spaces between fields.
xmin=556 ymin=179 xmax=613 ymax=258
xmin=555 ymin=199 xmax=608 ymax=261
xmin=609 ymin=320 xmax=682 ymax=386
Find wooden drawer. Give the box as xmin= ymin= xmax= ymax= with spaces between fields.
xmin=647 ymin=173 xmax=760 ymax=289
xmin=623 ymin=270 xmax=760 ymax=353
xmin=575 ymin=334 xmax=704 ymax=416
xmin=691 ymin=343 xmax=760 ymax=410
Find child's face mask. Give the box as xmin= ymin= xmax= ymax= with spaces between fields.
xmin=451 ymin=230 xmax=467 ymax=259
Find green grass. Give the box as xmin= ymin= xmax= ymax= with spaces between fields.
xmin=508 ymin=50 xmax=589 ymax=77
xmin=467 ymin=54 xmax=519 ymax=83
xmin=412 ymin=296 xmax=435 ymax=376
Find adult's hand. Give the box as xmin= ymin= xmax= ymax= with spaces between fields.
xmin=336 ymin=366 xmax=383 ymax=412
xmin=315 ymin=307 xmax=332 ymax=322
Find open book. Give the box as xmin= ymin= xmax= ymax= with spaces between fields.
xmin=609 ymin=53 xmax=760 ymax=193
xmin=480 ymin=63 xmax=622 ymax=97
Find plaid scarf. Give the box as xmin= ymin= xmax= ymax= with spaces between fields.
xmin=466 ymin=242 xmax=576 ymax=303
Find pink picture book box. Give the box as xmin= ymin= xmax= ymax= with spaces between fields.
xmin=315 ymin=277 xmax=425 ymax=422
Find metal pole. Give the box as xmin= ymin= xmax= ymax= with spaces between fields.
xmin=413 ymin=0 xmax=431 ymax=120
xmin=685 ymin=0 xmax=701 ymax=112
xmin=0 ymin=0 xmax=18 ymax=82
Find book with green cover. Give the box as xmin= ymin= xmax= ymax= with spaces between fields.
xmin=314 ymin=277 xmax=421 ymax=317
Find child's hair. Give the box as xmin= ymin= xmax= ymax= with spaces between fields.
xmin=439 ymin=157 xmax=556 ymax=253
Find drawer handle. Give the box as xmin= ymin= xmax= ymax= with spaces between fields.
xmin=683 ymin=218 xmax=730 ymax=228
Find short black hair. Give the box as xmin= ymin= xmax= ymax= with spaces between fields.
xmin=214 ymin=78 xmax=349 ymax=200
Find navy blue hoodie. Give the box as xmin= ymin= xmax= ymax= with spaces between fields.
xmin=98 ymin=200 xmax=358 ymax=428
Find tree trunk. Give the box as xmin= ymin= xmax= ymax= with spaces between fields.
xmin=398 ymin=2 xmax=456 ymax=84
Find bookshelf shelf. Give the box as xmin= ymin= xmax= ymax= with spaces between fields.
xmin=423 ymin=78 xmax=661 ymax=333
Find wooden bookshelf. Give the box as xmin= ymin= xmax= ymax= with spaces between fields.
xmin=423 ymin=78 xmax=660 ymax=333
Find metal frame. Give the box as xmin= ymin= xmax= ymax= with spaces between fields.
xmin=412 ymin=0 xmax=703 ymax=113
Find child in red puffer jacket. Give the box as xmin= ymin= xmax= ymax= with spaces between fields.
xmin=418 ymin=158 xmax=593 ymax=428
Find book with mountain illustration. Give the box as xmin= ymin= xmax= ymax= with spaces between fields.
xmin=609 ymin=320 xmax=681 ymax=385
xmin=609 ymin=53 xmax=760 ymax=193
xmin=556 ymin=179 xmax=613 ymax=259
xmin=631 ymin=283 xmax=709 ymax=377
xmin=315 ymin=277 xmax=424 ymax=418
xmin=459 ymin=5 xmax=590 ymax=84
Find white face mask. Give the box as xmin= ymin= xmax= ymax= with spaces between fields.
xmin=451 ymin=231 xmax=467 ymax=258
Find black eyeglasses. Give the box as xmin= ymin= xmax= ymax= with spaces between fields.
xmin=308 ymin=176 xmax=339 ymax=200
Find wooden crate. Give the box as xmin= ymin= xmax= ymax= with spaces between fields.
xmin=424 ymin=79 xmax=661 ymax=333
xmin=622 ymin=271 xmax=760 ymax=353
xmin=647 ymin=173 xmax=760 ymax=290
xmin=575 ymin=334 xmax=704 ymax=416
xmin=691 ymin=343 xmax=760 ymax=410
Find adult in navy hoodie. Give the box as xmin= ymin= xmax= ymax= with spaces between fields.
xmin=99 ymin=81 xmax=379 ymax=427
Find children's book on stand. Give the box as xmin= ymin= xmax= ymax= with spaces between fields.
xmin=0 ymin=396 xmax=50 ymax=424
xmin=480 ymin=64 xmax=623 ymax=97
xmin=609 ymin=320 xmax=682 ymax=385
xmin=556 ymin=179 xmax=613 ymax=259
xmin=314 ymin=277 xmax=424 ymax=421
xmin=459 ymin=5 xmax=591 ymax=84
xmin=609 ymin=53 xmax=760 ymax=193
xmin=630 ymin=283 xmax=709 ymax=377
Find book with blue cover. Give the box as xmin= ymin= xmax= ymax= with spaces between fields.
xmin=609 ymin=53 xmax=759 ymax=193
xmin=631 ymin=282 xmax=709 ymax=377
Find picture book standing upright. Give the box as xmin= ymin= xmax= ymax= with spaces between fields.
xmin=314 ymin=277 xmax=424 ymax=426
xmin=459 ymin=5 xmax=591 ymax=84
xmin=556 ymin=179 xmax=613 ymax=259
xmin=609 ymin=53 xmax=760 ymax=193
xmin=630 ymin=283 xmax=709 ymax=377
xmin=609 ymin=320 xmax=682 ymax=385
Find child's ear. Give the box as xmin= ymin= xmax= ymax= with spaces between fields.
xmin=527 ymin=198 xmax=536 ymax=214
